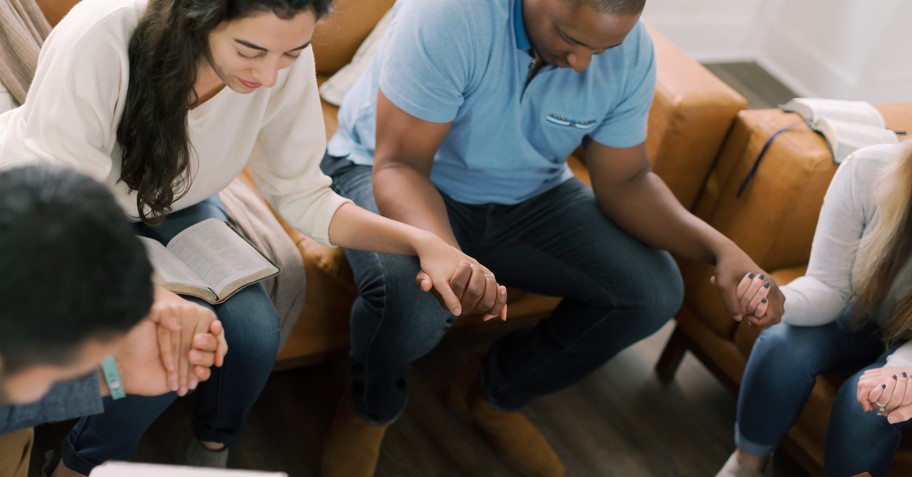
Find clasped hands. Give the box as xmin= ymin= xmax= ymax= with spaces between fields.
xmin=107 ymin=287 xmax=229 ymax=398
xmin=857 ymin=366 xmax=912 ymax=424
xmin=415 ymin=259 xmax=508 ymax=322
xmin=713 ymin=261 xmax=785 ymax=330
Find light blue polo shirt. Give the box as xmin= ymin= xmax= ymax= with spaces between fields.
xmin=326 ymin=0 xmax=656 ymax=205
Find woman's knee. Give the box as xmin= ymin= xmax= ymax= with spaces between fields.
xmin=216 ymin=286 xmax=281 ymax=358
xmin=752 ymin=325 xmax=824 ymax=365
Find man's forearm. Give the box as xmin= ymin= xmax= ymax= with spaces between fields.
xmin=373 ymin=164 xmax=460 ymax=248
xmin=595 ymin=171 xmax=735 ymax=264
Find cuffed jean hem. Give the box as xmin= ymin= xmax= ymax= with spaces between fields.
xmin=191 ymin=423 xmax=246 ymax=449
xmin=735 ymin=423 xmax=777 ymax=457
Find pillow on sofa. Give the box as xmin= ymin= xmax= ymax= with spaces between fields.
xmin=318 ymin=9 xmax=391 ymax=106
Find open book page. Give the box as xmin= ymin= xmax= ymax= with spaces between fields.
xmin=815 ymin=117 xmax=898 ymax=164
xmin=782 ymin=98 xmax=885 ymax=128
xmin=166 ymin=219 xmax=279 ymax=301
xmin=89 ymin=461 xmax=287 ymax=476
xmin=138 ymin=236 xmax=215 ymax=301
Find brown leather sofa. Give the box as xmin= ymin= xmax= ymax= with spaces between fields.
xmin=655 ymin=106 xmax=912 ymax=476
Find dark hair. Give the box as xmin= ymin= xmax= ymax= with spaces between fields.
xmin=0 ymin=165 xmax=153 ymax=375
xmin=117 ymin=0 xmax=333 ymax=225
xmin=574 ymin=0 xmax=645 ymax=15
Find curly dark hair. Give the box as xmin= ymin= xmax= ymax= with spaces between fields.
xmin=117 ymin=0 xmax=333 ymax=224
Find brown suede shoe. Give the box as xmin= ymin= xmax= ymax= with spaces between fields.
xmin=320 ymin=392 xmax=390 ymax=477
xmin=447 ymin=355 xmax=566 ymax=477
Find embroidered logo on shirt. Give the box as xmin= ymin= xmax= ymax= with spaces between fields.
xmin=545 ymin=113 xmax=597 ymax=130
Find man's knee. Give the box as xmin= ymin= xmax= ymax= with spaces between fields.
xmin=619 ymin=252 xmax=683 ymax=324
xmin=348 ymin=251 xmax=440 ymax=315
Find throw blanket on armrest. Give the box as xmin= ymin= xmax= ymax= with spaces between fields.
xmin=219 ymin=178 xmax=306 ymax=351
xmin=0 ymin=0 xmax=51 ymax=104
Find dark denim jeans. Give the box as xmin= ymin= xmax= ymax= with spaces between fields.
xmin=60 ymin=197 xmax=281 ymax=474
xmin=321 ymin=155 xmax=683 ymax=424
xmin=735 ymin=309 xmax=912 ymax=477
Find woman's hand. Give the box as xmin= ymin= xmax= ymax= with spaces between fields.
xmin=413 ymin=234 xmax=507 ymax=322
xmin=733 ymin=272 xmax=774 ymax=320
xmin=857 ymin=366 xmax=912 ymax=422
xmin=109 ymin=317 xmax=224 ymax=397
xmin=147 ymin=286 xmax=229 ymax=395
xmin=710 ymin=247 xmax=784 ymax=329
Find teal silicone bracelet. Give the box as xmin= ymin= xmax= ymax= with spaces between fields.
xmin=101 ymin=355 xmax=126 ymax=400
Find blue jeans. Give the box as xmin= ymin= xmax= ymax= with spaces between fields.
xmin=735 ymin=309 xmax=912 ymax=476
xmin=321 ymin=155 xmax=683 ymax=423
xmin=60 ymin=197 xmax=281 ymax=474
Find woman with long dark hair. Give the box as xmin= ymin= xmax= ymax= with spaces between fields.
xmin=717 ymin=142 xmax=912 ymax=477
xmin=0 ymin=0 xmax=507 ymax=474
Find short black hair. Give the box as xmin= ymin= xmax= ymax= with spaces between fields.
xmin=0 ymin=165 xmax=153 ymax=375
xmin=573 ymin=0 xmax=645 ymax=15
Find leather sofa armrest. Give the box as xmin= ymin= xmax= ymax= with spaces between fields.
xmin=678 ymin=109 xmax=837 ymax=339
xmin=645 ymin=26 xmax=746 ymax=210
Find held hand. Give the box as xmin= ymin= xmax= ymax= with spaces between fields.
xmin=710 ymin=249 xmax=784 ymax=329
xmin=147 ymin=287 xmax=228 ymax=395
xmin=886 ymin=403 xmax=912 ymax=424
xmin=412 ymin=237 xmax=507 ymax=321
xmin=110 ymin=317 xmax=223 ymax=397
xmin=857 ymin=366 xmax=912 ymax=419
xmin=735 ymin=273 xmax=771 ymax=318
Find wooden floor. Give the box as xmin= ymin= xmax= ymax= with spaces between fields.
xmin=29 ymin=63 xmax=804 ymax=477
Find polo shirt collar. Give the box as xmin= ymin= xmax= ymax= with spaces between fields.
xmin=513 ymin=0 xmax=532 ymax=52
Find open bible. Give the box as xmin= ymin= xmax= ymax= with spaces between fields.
xmin=781 ymin=98 xmax=898 ymax=164
xmin=138 ymin=218 xmax=279 ymax=304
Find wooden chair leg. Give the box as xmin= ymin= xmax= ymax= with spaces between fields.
xmin=655 ymin=325 xmax=689 ymax=383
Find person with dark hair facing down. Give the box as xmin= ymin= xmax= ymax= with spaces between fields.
xmin=0 ymin=164 xmax=225 ymax=477
xmin=320 ymin=0 xmax=785 ymax=475
xmin=0 ymin=0 xmax=506 ymax=474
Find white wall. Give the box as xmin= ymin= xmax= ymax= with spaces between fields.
xmin=641 ymin=0 xmax=912 ymax=103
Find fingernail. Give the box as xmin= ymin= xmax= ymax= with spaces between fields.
xmin=903 ymin=372 xmax=908 ymax=378
xmin=764 ymin=282 xmax=770 ymax=288
xmin=757 ymin=274 xmax=765 ymax=280
xmin=761 ymin=298 xmax=768 ymax=304
xmin=893 ymin=375 xmax=898 ymax=380
xmin=748 ymin=273 xmax=755 ymax=279
xmin=889 ymin=415 xmax=900 ymax=424
xmin=883 ymin=384 xmax=888 ymax=389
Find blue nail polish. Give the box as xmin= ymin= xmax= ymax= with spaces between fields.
xmin=893 ymin=375 xmax=898 ymax=380
xmin=748 ymin=273 xmax=755 ymax=279
xmin=764 ymin=281 xmax=770 ymax=288
xmin=884 ymin=384 xmax=888 ymax=389
xmin=761 ymin=298 xmax=767 ymax=304
xmin=758 ymin=274 xmax=765 ymax=280
xmin=903 ymin=372 xmax=908 ymax=378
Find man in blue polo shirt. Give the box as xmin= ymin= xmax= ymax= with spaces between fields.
xmin=320 ymin=0 xmax=784 ymax=476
